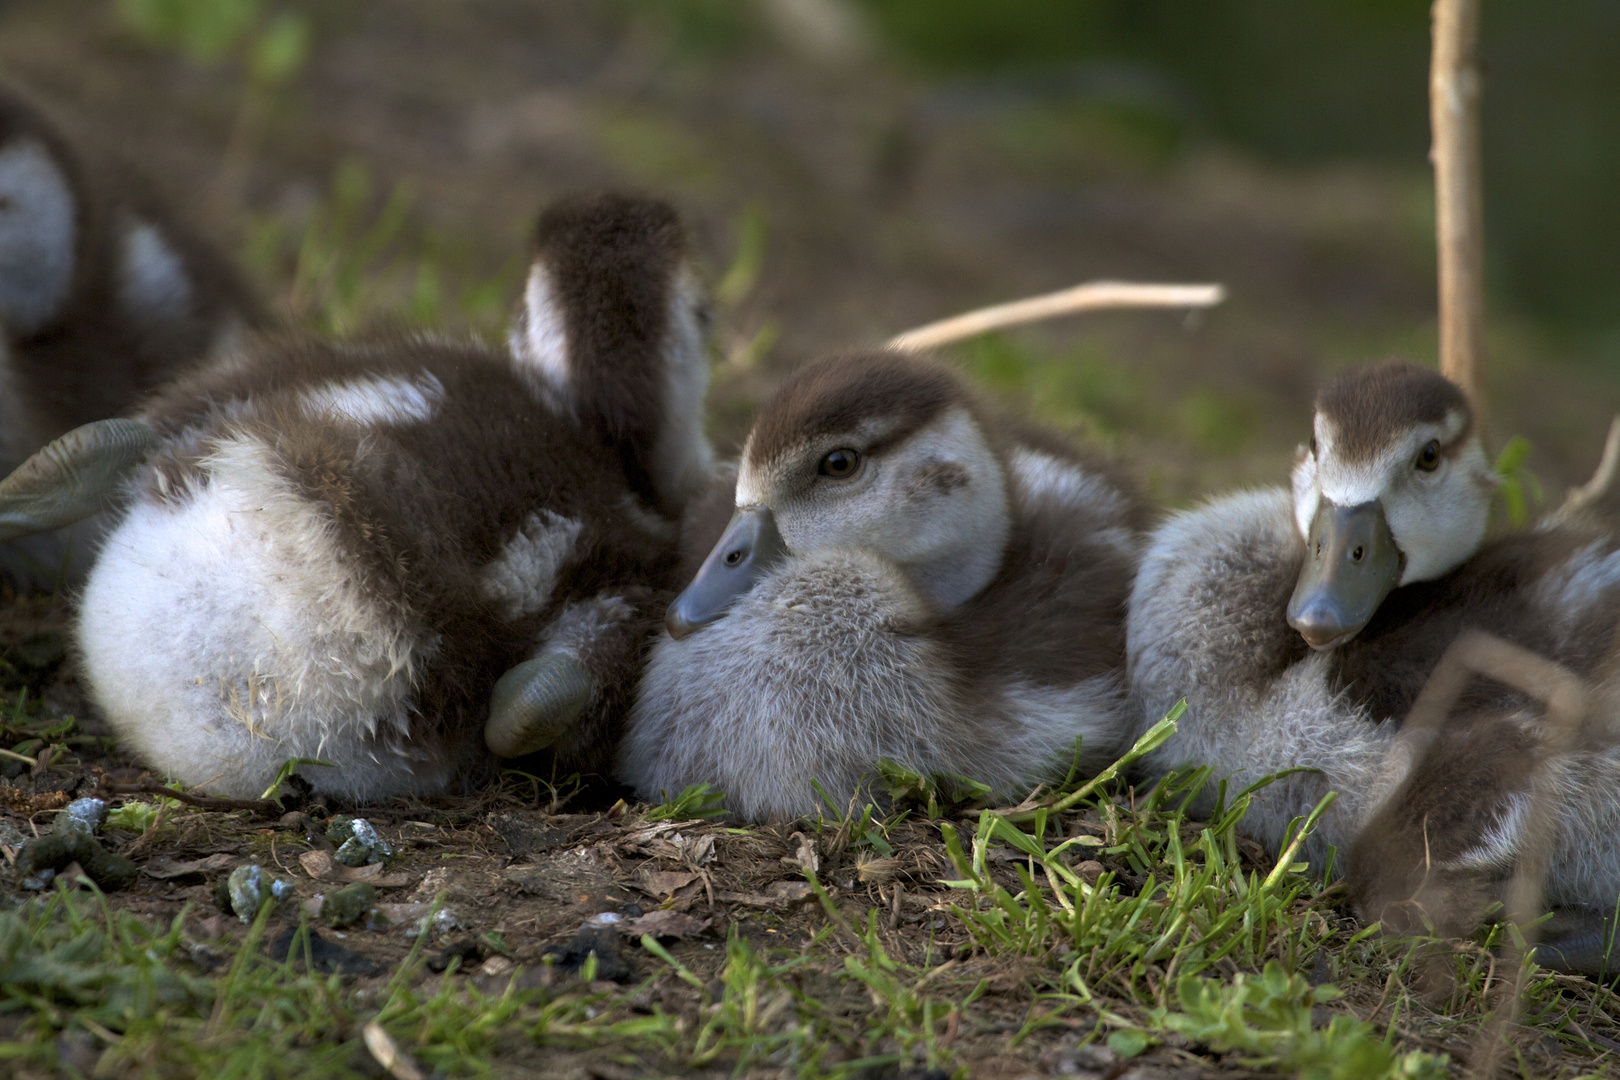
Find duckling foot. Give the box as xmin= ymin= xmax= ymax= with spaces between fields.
xmin=0 ymin=418 xmax=156 ymax=540
xmin=486 ymin=651 xmax=594 ymax=757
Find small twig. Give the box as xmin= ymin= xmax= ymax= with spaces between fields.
xmin=1554 ymin=414 xmax=1620 ymax=521
xmin=1431 ymin=0 xmax=1487 ymax=414
xmin=887 ymin=281 xmax=1225 ymax=353
xmin=92 ymin=774 xmax=281 ymax=817
xmin=1377 ymin=630 xmax=1588 ymax=1075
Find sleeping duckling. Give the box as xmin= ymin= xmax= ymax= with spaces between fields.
xmin=621 ymin=349 xmax=1146 ymax=821
xmin=1127 ymin=360 xmax=1620 ymax=971
xmin=0 ymin=84 xmax=264 ymax=589
xmin=0 ymin=193 xmax=713 ymax=800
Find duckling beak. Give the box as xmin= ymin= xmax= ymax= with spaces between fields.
xmin=666 ymin=506 xmax=787 ymax=639
xmin=1287 ymin=499 xmax=1401 ymax=650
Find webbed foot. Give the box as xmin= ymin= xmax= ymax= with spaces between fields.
xmin=485 ymin=650 xmax=594 ymax=757
xmin=0 ymin=418 xmax=156 ymax=540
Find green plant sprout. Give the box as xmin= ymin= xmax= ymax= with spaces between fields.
xmin=106 ymin=790 xmax=184 ymax=835
xmin=245 ymin=158 xmax=522 ymax=340
xmin=1151 ymin=962 xmax=1448 ymax=1079
xmin=646 ymin=782 xmax=729 ymax=821
xmin=260 ymin=756 xmax=334 ymax=803
xmin=1493 ymin=435 xmax=1544 ymax=527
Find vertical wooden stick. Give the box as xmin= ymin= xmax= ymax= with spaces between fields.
xmin=1431 ymin=0 xmax=1487 ymax=414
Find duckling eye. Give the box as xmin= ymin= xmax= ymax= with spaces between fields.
xmin=818 ymin=448 xmax=861 ymax=479
xmin=1415 ymin=440 xmax=1441 ymax=472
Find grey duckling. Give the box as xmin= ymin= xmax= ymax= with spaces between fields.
xmin=622 ymin=349 xmax=1147 ymax=821
xmin=1128 ymin=360 xmax=1620 ymax=973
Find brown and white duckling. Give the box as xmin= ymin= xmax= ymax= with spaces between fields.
xmin=0 ymin=193 xmax=713 ymax=800
xmin=1127 ymin=361 xmax=1620 ymax=972
xmin=621 ymin=350 xmax=1146 ymax=821
xmin=0 ymin=84 xmax=264 ymax=589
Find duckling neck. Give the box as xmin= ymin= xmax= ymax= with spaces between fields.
xmin=899 ymin=515 xmax=1010 ymax=612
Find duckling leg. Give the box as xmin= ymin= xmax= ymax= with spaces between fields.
xmin=0 ymin=418 xmax=156 ymax=539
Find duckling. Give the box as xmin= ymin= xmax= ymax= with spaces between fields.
xmin=0 ymin=192 xmax=713 ymax=800
xmin=621 ymin=349 xmax=1146 ymax=821
xmin=1126 ymin=360 xmax=1620 ymax=971
xmin=0 ymin=83 xmax=264 ymax=589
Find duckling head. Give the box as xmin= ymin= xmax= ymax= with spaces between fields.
xmin=1287 ymin=361 xmax=1496 ymax=649
xmin=667 ymin=350 xmax=1010 ymax=638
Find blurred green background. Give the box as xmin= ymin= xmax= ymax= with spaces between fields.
xmin=3 ymin=0 xmax=1617 ymax=506
xmin=856 ymin=0 xmax=1620 ymax=330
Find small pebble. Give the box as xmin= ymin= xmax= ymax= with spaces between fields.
xmin=321 ymin=882 xmax=377 ymax=929
xmin=55 ymin=798 xmax=107 ymax=838
xmin=225 ymin=864 xmax=292 ymax=922
xmin=17 ymin=807 xmax=137 ymax=892
xmin=327 ymin=816 xmax=394 ymax=867
xmin=406 ymin=907 xmax=464 ymax=941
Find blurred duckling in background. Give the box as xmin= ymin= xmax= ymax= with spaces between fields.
xmin=622 ymin=349 xmax=1147 ymax=820
xmin=0 ymin=193 xmax=714 ymax=801
xmin=0 ymin=83 xmax=265 ymax=590
xmin=1127 ymin=360 xmax=1620 ymax=974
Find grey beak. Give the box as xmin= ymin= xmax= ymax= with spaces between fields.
xmin=666 ymin=506 xmax=787 ymax=639
xmin=1287 ymin=499 xmax=1402 ymax=650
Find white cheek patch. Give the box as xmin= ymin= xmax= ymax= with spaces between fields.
xmin=509 ymin=263 xmax=570 ymax=395
xmin=1301 ymin=414 xmax=1492 ymax=584
xmin=479 ymin=509 xmax=583 ymax=620
xmin=734 ymin=438 xmax=777 ymax=508
xmin=301 ymin=372 xmax=444 ymax=426
xmin=119 ymin=220 xmax=192 ymax=327
xmin=1010 ymin=449 xmax=1128 ymax=519
xmin=0 ymin=139 xmax=75 ymax=337
xmin=863 ymin=408 xmax=1009 ymax=610
xmin=1385 ymin=438 xmax=1493 ymax=584
xmin=1289 ymin=446 xmax=1319 ymax=539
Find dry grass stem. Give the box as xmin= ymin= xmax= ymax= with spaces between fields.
xmin=886 ymin=281 xmax=1225 ymax=352
xmin=1381 ymin=630 xmax=1590 ymax=1073
xmin=1555 ymin=414 xmax=1620 ymax=520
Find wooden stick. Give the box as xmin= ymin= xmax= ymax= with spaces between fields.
xmin=91 ymin=773 xmax=282 ymax=817
xmin=886 ymin=281 xmax=1225 ymax=353
xmin=1555 ymin=415 xmax=1620 ymax=521
xmin=1431 ymin=0 xmax=1487 ymax=412
xmin=1381 ymin=631 xmax=1588 ymax=1073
